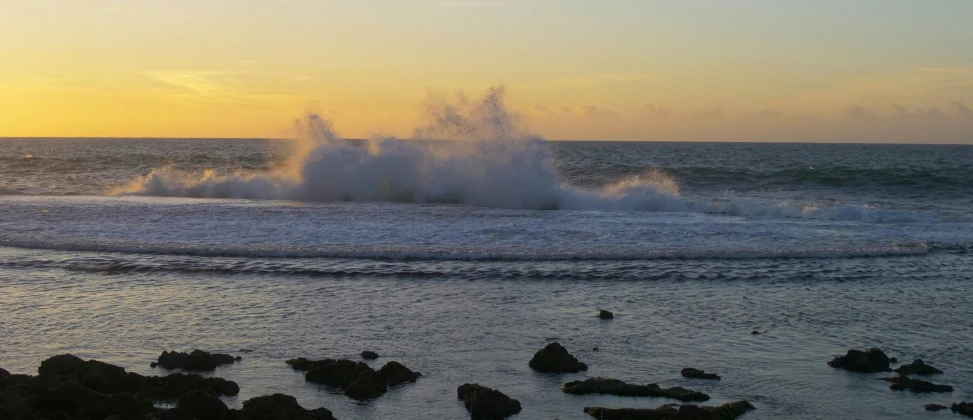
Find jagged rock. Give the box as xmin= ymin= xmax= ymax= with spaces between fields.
xmin=894 ymin=359 xmax=943 ymax=376
xmin=152 ymin=350 xmax=239 ymax=371
xmin=457 ymin=383 xmax=522 ymax=419
xmin=598 ymin=310 xmax=614 ymax=319
xmin=953 ymin=402 xmax=973 ymax=418
xmin=378 ymin=361 xmax=421 ymax=387
xmin=361 ymin=351 xmax=379 ymax=360
xmin=231 ymin=394 xmax=336 ymax=420
xmin=288 ymin=357 xmax=420 ymax=400
xmin=528 ymin=343 xmax=588 ymax=373
xmin=680 ymin=368 xmax=721 ymax=381
xmin=584 ymin=400 xmax=755 ymax=420
xmin=564 ymin=378 xmax=710 ymax=402
xmin=883 ymin=376 xmax=953 ymax=393
xmin=827 ymin=348 xmax=892 ymax=373
xmin=925 ymin=404 xmax=948 ymax=412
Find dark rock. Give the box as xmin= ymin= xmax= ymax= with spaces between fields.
xmin=894 ymin=359 xmax=943 ymax=376
xmin=593 ymin=347 xmax=599 ymax=352
xmin=289 ymin=357 xmax=420 ymax=400
xmin=0 ymin=367 xmax=9 ymax=379
xmin=564 ymin=378 xmax=710 ymax=402
xmin=528 ymin=342 xmax=588 ymax=374
xmin=236 ymin=394 xmax=336 ymax=420
xmin=378 ymin=361 xmax=421 ymax=387
xmin=953 ymin=402 xmax=973 ymax=418
xmin=827 ymin=348 xmax=892 ymax=373
xmin=925 ymin=404 xmax=948 ymax=412
xmin=883 ymin=376 xmax=953 ymax=393
xmin=139 ymin=372 xmax=240 ymax=399
xmin=457 ymin=383 xmax=522 ymax=419
xmin=584 ymin=400 xmax=755 ymax=420
xmin=750 ymin=331 xmax=761 ymax=335
xmin=680 ymin=368 xmax=721 ymax=381
xmin=167 ymin=389 xmax=228 ymax=420
xmin=154 ymin=350 xmax=239 ymax=371
xmin=598 ymin=310 xmax=614 ymax=320
xmin=361 ymin=351 xmax=379 ymax=360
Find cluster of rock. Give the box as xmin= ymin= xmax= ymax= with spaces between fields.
xmin=584 ymin=401 xmax=755 ymax=420
xmin=828 ymin=347 xmax=971 ymax=413
xmin=163 ymin=392 xmax=337 ymax=420
xmin=151 ymin=350 xmax=241 ymax=371
xmin=456 ymin=383 xmax=522 ymax=420
xmin=563 ymin=378 xmax=710 ymax=403
xmin=286 ymin=357 xmax=420 ymax=400
xmin=0 ymin=354 xmax=311 ymax=420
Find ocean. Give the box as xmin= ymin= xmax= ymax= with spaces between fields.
xmin=1 ymin=132 xmax=972 ymax=419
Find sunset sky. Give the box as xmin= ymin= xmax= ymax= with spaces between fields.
xmin=2 ymin=0 xmax=973 ymax=142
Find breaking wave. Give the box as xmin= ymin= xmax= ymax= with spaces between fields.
xmin=108 ymin=87 xmax=930 ymax=222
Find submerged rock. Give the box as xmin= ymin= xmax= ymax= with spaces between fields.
xmin=894 ymin=359 xmax=943 ymax=376
xmin=680 ymin=368 xmax=721 ymax=381
xmin=827 ymin=348 xmax=892 ymax=373
xmin=598 ymin=310 xmax=615 ymax=320
xmin=925 ymin=404 xmax=948 ymax=412
xmin=224 ymin=394 xmax=336 ymax=420
xmin=584 ymin=400 xmax=755 ymax=420
xmin=883 ymin=376 xmax=953 ymax=393
xmin=564 ymin=378 xmax=710 ymax=402
xmin=288 ymin=357 xmax=420 ymax=400
xmin=457 ymin=383 xmax=522 ymax=419
xmin=953 ymin=402 xmax=973 ymax=418
xmin=361 ymin=351 xmax=379 ymax=360
xmin=528 ymin=342 xmax=588 ymax=373
xmin=750 ymin=330 xmax=761 ymax=335
xmin=152 ymin=350 xmax=240 ymax=371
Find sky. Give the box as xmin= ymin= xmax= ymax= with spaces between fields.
xmin=2 ymin=0 xmax=973 ymax=142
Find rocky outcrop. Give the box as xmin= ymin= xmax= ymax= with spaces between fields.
xmin=223 ymin=394 xmax=337 ymax=420
xmin=827 ymin=348 xmax=892 ymax=373
xmin=598 ymin=310 xmax=614 ymax=319
xmin=456 ymin=383 xmax=522 ymax=419
xmin=883 ymin=376 xmax=953 ymax=393
xmin=528 ymin=342 xmax=588 ymax=373
xmin=563 ymin=378 xmax=710 ymax=402
xmin=151 ymin=350 xmax=241 ymax=371
xmin=287 ymin=357 xmax=420 ymax=400
xmin=680 ymin=368 xmax=721 ymax=381
xmin=361 ymin=351 xmax=379 ymax=360
xmin=0 ymin=355 xmax=240 ymax=420
xmin=0 ymin=367 xmax=9 ymax=379
xmin=953 ymin=402 xmax=973 ymax=418
xmin=925 ymin=404 xmax=948 ymax=412
xmin=894 ymin=359 xmax=942 ymax=376
xmin=584 ymin=400 xmax=755 ymax=420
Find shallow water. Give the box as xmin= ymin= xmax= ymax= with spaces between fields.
xmin=1 ymin=246 xmax=971 ymax=419
xmin=2 ymin=138 xmax=973 ymax=419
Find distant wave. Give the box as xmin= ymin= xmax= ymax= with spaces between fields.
xmin=0 ymin=238 xmax=933 ymax=262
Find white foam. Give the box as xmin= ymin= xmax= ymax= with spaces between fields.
xmin=110 ymin=87 xmax=931 ymax=223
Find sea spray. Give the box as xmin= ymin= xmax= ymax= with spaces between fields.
xmin=108 ymin=86 xmax=933 ymax=222
xmin=112 ymin=86 xmax=680 ymax=210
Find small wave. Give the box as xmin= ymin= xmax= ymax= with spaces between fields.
xmin=0 ymin=239 xmax=932 ymax=262
xmin=0 ymin=186 xmax=25 ymax=195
